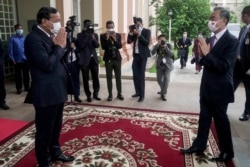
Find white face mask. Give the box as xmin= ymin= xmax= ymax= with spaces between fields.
xmin=198 ymin=34 xmax=203 ymax=38
xmin=208 ymin=20 xmax=219 ymax=32
xmin=50 ymin=22 xmax=61 ymax=34
xmin=107 ymin=28 xmax=114 ymax=32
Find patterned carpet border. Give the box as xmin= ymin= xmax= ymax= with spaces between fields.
xmin=0 ymin=103 xmax=234 ymax=167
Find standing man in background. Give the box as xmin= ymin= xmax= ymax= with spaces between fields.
xmin=0 ymin=39 xmax=9 ymax=110
xmin=180 ymin=7 xmax=238 ymax=162
xmin=8 ymin=24 xmax=29 ymax=94
xmin=76 ymin=19 xmax=101 ymax=102
xmin=233 ymin=5 xmax=250 ymax=121
xmin=65 ymin=21 xmax=82 ymax=102
xmin=100 ymin=20 xmax=124 ymax=101
xmin=127 ymin=17 xmax=151 ymax=102
xmin=177 ymin=31 xmax=192 ymax=69
xmin=25 ymin=7 xmax=75 ymax=167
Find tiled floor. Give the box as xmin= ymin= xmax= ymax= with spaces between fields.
xmin=1 ymin=58 xmax=250 ymax=167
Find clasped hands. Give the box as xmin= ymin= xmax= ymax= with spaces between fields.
xmin=198 ymin=38 xmax=211 ymax=57
xmin=52 ymin=27 xmax=67 ymax=48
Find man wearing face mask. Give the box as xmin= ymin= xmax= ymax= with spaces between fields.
xmin=25 ymin=7 xmax=75 ymax=167
xmin=100 ymin=20 xmax=124 ymax=101
xmin=233 ymin=5 xmax=250 ymax=121
xmin=76 ymin=19 xmax=101 ymax=102
xmin=180 ymin=7 xmax=238 ymax=162
xmin=177 ymin=31 xmax=192 ymax=69
xmin=127 ymin=17 xmax=151 ymax=102
xmin=8 ymin=24 xmax=30 ymax=94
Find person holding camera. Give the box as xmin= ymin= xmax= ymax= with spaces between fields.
xmin=127 ymin=17 xmax=151 ymax=102
xmin=151 ymin=34 xmax=174 ymax=101
xmin=65 ymin=21 xmax=81 ymax=102
xmin=100 ymin=20 xmax=124 ymax=101
xmin=76 ymin=19 xmax=101 ymax=102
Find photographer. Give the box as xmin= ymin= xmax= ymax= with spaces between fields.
xmin=65 ymin=21 xmax=81 ymax=102
xmin=127 ymin=17 xmax=151 ymax=102
xmin=100 ymin=20 xmax=124 ymax=101
xmin=151 ymin=34 xmax=174 ymax=101
xmin=76 ymin=19 xmax=101 ymax=102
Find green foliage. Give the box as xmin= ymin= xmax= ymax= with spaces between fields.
xmin=150 ymin=0 xmax=211 ymax=41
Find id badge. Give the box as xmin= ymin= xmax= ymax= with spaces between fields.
xmin=245 ymin=38 xmax=249 ymax=45
xmin=162 ymin=58 xmax=166 ymax=63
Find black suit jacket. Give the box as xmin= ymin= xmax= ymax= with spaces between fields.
xmin=76 ymin=32 xmax=99 ymax=67
xmin=127 ymin=28 xmax=151 ymax=58
xmin=100 ymin=33 xmax=122 ymax=62
xmin=177 ymin=37 xmax=192 ymax=51
xmin=24 ymin=26 xmax=68 ymax=107
xmin=239 ymin=26 xmax=250 ymax=72
xmin=199 ymin=30 xmax=238 ymax=104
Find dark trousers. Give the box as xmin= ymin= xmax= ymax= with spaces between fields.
xmin=0 ymin=66 xmax=6 ymax=105
xmin=14 ymin=61 xmax=30 ymax=91
xmin=132 ymin=55 xmax=147 ymax=98
xmin=233 ymin=60 xmax=250 ymax=115
xmin=34 ymin=103 xmax=64 ymax=166
xmin=192 ymin=99 xmax=234 ymax=155
xmin=81 ymin=57 xmax=100 ymax=98
xmin=105 ymin=60 xmax=122 ymax=96
xmin=67 ymin=61 xmax=80 ymax=98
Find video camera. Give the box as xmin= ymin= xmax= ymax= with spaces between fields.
xmin=66 ymin=15 xmax=80 ymax=33
xmin=86 ymin=23 xmax=98 ymax=34
xmin=129 ymin=17 xmax=138 ymax=32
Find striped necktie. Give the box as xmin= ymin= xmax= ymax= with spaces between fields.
xmin=210 ymin=36 xmax=216 ymax=50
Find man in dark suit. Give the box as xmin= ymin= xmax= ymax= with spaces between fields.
xmin=25 ymin=7 xmax=75 ymax=167
xmin=177 ymin=31 xmax=192 ymax=69
xmin=65 ymin=21 xmax=81 ymax=102
xmin=76 ymin=20 xmax=101 ymax=102
xmin=180 ymin=7 xmax=238 ymax=162
xmin=0 ymin=39 xmax=9 ymax=110
xmin=100 ymin=20 xmax=124 ymax=101
xmin=233 ymin=5 xmax=250 ymax=121
xmin=127 ymin=17 xmax=151 ymax=102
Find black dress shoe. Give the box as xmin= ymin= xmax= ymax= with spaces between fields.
xmin=87 ymin=97 xmax=92 ymax=102
xmin=161 ymin=95 xmax=167 ymax=101
xmin=117 ymin=94 xmax=124 ymax=100
xmin=138 ymin=97 xmax=144 ymax=102
xmin=52 ymin=153 xmax=75 ymax=162
xmin=180 ymin=147 xmax=204 ymax=155
xmin=93 ymin=96 xmax=101 ymax=101
xmin=239 ymin=113 xmax=249 ymax=121
xmin=16 ymin=89 xmax=22 ymax=94
xmin=132 ymin=94 xmax=139 ymax=98
xmin=212 ymin=153 xmax=234 ymax=162
xmin=107 ymin=95 xmax=113 ymax=101
xmin=74 ymin=97 xmax=82 ymax=102
xmin=0 ymin=103 xmax=9 ymax=110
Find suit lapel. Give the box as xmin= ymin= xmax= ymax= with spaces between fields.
xmin=211 ymin=30 xmax=229 ymax=51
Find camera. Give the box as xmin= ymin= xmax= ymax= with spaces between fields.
xmin=86 ymin=23 xmax=98 ymax=34
xmin=161 ymin=40 xmax=166 ymax=46
xmin=66 ymin=15 xmax=80 ymax=33
xmin=129 ymin=17 xmax=138 ymax=32
xmin=108 ymin=30 xmax=115 ymax=36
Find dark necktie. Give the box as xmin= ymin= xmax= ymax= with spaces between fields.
xmin=210 ymin=36 xmax=216 ymax=50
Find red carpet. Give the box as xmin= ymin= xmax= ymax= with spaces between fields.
xmin=0 ymin=104 xmax=235 ymax=167
xmin=0 ymin=118 xmax=29 ymax=143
